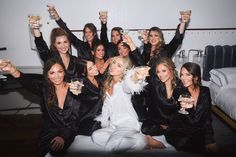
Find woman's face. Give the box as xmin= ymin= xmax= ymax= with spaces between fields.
xmin=118 ymin=43 xmax=129 ymax=57
xmin=54 ymin=35 xmax=70 ymax=54
xmin=47 ymin=63 xmax=65 ymax=85
xmin=156 ymin=64 xmax=172 ymax=83
xmin=84 ymin=27 xmax=95 ymax=42
xmin=111 ymin=30 xmax=121 ymax=44
xmin=180 ymin=67 xmax=193 ymax=87
xmin=94 ymin=44 xmax=105 ymax=59
xmin=149 ymin=30 xmax=160 ymax=46
xmin=109 ymin=57 xmax=125 ymax=76
xmin=87 ymin=61 xmax=99 ymax=76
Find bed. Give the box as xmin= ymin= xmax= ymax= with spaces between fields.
xmin=202 ymin=45 xmax=236 ymax=130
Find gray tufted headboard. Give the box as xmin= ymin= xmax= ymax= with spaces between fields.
xmin=202 ymin=45 xmax=236 ymax=81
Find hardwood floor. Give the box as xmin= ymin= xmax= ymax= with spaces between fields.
xmin=0 ymin=114 xmax=42 ymax=157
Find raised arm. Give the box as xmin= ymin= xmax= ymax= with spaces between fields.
xmin=164 ymin=10 xmax=191 ymax=58
xmin=99 ymin=11 xmax=109 ymax=46
xmin=122 ymin=66 xmax=150 ymax=94
xmin=47 ymin=5 xmax=83 ymax=49
xmin=28 ymin=15 xmax=51 ymax=62
xmin=122 ymin=34 xmax=145 ymax=66
xmin=0 ymin=60 xmax=43 ymax=96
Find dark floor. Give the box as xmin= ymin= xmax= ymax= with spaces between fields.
xmin=0 ymin=113 xmax=235 ymax=157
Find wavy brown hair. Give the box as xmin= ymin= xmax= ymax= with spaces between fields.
xmin=148 ymin=27 xmax=165 ymax=57
xmin=102 ymin=56 xmax=132 ymax=100
xmin=43 ymin=58 xmax=65 ymax=107
xmin=155 ymin=57 xmax=178 ymax=90
xmin=50 ymin=28 xmax=71 ymax=53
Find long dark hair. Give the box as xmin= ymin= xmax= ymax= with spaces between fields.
xmin=50 ymin=28 xmax=71 ymax=53
xmin=181 ymin=62 xmax=201 ymax=89
xmin=43 ymin=58 xmax=65 ymax=107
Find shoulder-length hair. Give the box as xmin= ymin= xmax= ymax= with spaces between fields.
xmin=181 ymin=62 xmax=201 ymax=89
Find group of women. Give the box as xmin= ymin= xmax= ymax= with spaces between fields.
xmin=0 ymin=5 xmax=221 ymax=157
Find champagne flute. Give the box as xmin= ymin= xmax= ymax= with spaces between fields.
xmin=178 ymin=94 xmax=193 ymax=115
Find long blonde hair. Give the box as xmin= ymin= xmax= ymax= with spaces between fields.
xmin=102 ymin=56 xmax=132 ymax=100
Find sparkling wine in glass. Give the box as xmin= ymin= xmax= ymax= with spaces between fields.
xmin=71 ymin=78 xmax=83 ymax=88
xmin=178 ymin=94 xmax=193 ymax=115
xmin=28 ymin=14 xmax=41 ymax=28
xmin=180 ymin=10 xmax=191 ymax=23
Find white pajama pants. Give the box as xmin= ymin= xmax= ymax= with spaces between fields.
xmin=91 ymin=127 xmax=147 ymax=152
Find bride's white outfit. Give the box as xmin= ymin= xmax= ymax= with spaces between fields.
xmin=92 ymin=68 xmax=148 ymax=152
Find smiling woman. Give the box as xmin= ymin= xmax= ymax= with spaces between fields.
xmin=29 ymin=17 xmax=81 ymax=81
xmin=0 ymin=58 xmax=82 ymax=157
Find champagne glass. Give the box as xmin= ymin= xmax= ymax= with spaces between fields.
xmin=180 ymin=10 xmax=191 ymax=23
xmin=71 ymin=78 xmax=83 ymax=88
xmin=120 ymin=29 xmax=129 ymax=35
xmin=178 ymin=94 xmax=193 ymax=115
xmin=135 ymin=65 xmax=150 ymax=80
xmin=47 ymin=4 xmax=56 ymax=18
xmin=99 ymin=11 xmax=108 ymax=24
xmin=0 ymin=59 xmax=10 ymax=76
xmin=99 ymin=11 xmax=108 ymax=17
xmin=28 ymin=14 xmax=41 ymax=28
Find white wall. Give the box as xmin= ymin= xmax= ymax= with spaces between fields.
xmin=0 ymin=0 xmax=236 ymax=114
xmin=0 ymin=0 xmax=236 ymax=67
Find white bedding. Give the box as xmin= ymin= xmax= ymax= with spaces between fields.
xmin=209 ymin=81 xmax=236 ymax=121
xmin=209 ymin=82 xmax=221 ymax=105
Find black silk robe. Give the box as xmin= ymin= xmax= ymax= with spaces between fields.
xmin=56 ymin=18 xmax=99 ymax=61
xmin=16 ymin=73 xmax=80 ymax=157
xmin=141 ymin=77 xmax=184 ymax=135
xmin=34 ymin=35 xmax=81 ymax=81
xmin=165 ymin=86 xmax=215 ymax=152
xmin=76 ymin=77 xmax=103 ymax=135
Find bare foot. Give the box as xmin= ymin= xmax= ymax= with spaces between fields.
xmin=145 ymin=135 xmax=166 ymax=149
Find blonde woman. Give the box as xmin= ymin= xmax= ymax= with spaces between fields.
xmin=91 ymin=56 xmax=150 ymax=152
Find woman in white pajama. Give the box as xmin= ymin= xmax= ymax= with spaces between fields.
xmin=92 ymin=56 xmax=150 ymax=152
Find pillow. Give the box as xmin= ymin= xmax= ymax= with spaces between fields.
xmin=209 ymin=67 xmax=236 ymax=87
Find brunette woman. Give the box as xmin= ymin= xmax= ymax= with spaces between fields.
xmin=0 ymin=59 xmax=82 ymax=157
xmin=48 ymin=5 xmax=100 ymax=61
